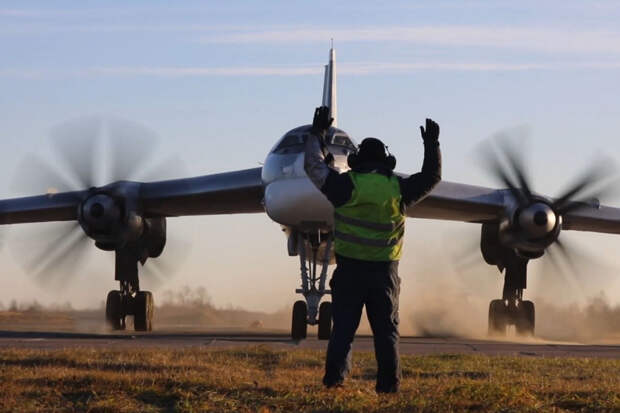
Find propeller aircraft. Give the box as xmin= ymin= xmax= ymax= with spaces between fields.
xmin=2 ymin=48 xmax=619 ymax=338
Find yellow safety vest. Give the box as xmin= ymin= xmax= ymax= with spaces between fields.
xmin=334 ymin=171 xmax=405 ymax=261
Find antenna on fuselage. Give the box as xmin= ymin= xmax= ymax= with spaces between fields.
xmin=321 ymin=44 xmax=337 ymax=127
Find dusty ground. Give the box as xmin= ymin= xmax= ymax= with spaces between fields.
xmin=0 ymin=309 xmax=619 ymax=358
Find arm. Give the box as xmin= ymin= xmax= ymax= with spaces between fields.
xmin=304 ymin=133 xmax=354 ymax=207
xmin=399 ymin=119 xmax=442 ymax=206
xmin=304 ymin=107 xmax=354 ymax=207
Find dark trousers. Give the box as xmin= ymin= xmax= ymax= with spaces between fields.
xmin=323 ymin=255 xmax=401 ymax=392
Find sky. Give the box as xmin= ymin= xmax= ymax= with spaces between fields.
xmin=1 ymin=1 xmax=620 ymax=317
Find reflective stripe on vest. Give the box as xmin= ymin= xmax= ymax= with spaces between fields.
xmin=334 ymin=230 xmax=403 ymax=247
xmin=334 ymin=212 xmax=404 ymax=232
xmin=334 ymin=171 xmax=405 ymax=261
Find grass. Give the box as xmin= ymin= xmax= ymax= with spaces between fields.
xmin=0 ymin=346 xmax=619 ymax=412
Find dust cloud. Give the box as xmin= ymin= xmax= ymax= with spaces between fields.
xmin=1 ymin=285 xmax=619 ymax=343
xmin=400 ymin=281 xmax=620 ymax=343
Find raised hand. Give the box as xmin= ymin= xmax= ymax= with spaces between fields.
xmin=420 ymin=118 xmax=440 ymax=143
xmin=311 ymin=106 xmax=333 ymax=138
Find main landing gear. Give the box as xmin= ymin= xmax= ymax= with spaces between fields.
xmin=105 ymin=247 xmax=154 ymax=331
xmin=488 ymin=252 xmax=535 ymax=336
xmin=291 ymin=231 xmax=333 ymax=340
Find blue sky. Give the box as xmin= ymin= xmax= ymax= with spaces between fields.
xmin=1 ymin=1 xmax=620 ymax=317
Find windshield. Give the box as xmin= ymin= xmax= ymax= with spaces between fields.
xmin=273 ymin=132 xmax=356 ymax=155
xmin=273 ymin=134 xmax=306 ymax=154
xmin=330 ymin=134 xmax=356 ymax=150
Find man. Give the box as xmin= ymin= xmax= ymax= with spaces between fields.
xmin=304 ymin=106 xmax=441 ymax=393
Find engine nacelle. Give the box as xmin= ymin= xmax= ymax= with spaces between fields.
xmin=78 ymin=189 xmax=144 ymax=251
xmin=142 ymin=217 xmax=166 ymax=258
xmin=481 ymin=199 xmax=562 ymax=268
xmin=499 ymin=201 xmax=561 ymax=254
xmin=480 ymin=223 xmax=502 ymax=267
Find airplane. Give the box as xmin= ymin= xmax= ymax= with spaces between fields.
xmin=2 ymin=47 xmax=620 ymax=338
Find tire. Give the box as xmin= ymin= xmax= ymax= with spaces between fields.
xmin=318 ymin=301 xmax=332 ymax=340
xmin=488 ymin=299 xmax=507 ymax=336
xmin=106 ymin=290 xmax=124 ymax=330
xmin=516 ymin=300 xmax=535 ymax=336
xmin=134 ymin=291 xmax=154 ymax=332
xmin=291 ymin=300 xmax=307 ymax=340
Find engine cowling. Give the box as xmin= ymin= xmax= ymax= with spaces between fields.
xmin=78 ymin=191 xmax=144 ymax=251
xmin=481 ymin=198 xmax=563 ymax=266
xmin=499 ymin=200 xmax=561 ymax=257
xmin=141 ymin=217 xmax=166 ymax=259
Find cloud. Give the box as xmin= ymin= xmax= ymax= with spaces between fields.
xmin=200 ymin=26 xmax=620 ymax=55
xmin=2 ymin=61 xmax=620 ymax=79
xmin=92 ymin=66 xmax=322 ymax=77
xmin=90 ymin=61 xmax=620 ymax=77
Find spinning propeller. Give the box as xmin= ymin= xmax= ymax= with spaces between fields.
xmin=11 ymin=116 xmax=188 ymax=288
xmin=482 ymin=131 xmax=615 ymax=255
xmin=453 ymin=128 xmax=617 ymax=292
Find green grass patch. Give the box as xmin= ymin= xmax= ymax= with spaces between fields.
xmin=0 ymin=346 xmax=618 ymax=412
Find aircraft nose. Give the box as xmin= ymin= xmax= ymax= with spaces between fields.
xmin=264 ymin=178 xmax=334 ymax=229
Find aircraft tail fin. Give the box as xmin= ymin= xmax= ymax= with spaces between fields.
xmin=321 ymin=47 xmax=337 ymax=127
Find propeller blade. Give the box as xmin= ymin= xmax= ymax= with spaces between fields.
xmin=136 ymin=155 xmax=188 ymax=183
xmin=548 ymin=238 xmax=583 ymax=295
xmin=11 ymin=154 xmax=76 ymax=196
xmin=34 ymin=230 xmax=91 ymax=288
xmin=450 ymin=237 xmax=483 ymax=274
xmin=553 ymin=160 xmax=615 ymax=214
xmin=50 ymin=116 xmax=101 ymax=189
xmin=15 ymin=222 xmax=91 ymax=287
xmin=539 ymin=246 xmax=576 ymax=301
xmin=480 ymin=145 xmax=529 ymax=206
xmin=106 ymin=117 xmax=158 ymax=183
xmin=139 ymin=234 xmax=191 ymax=289
xmin=140 ymin=260 xmax=167 ymax=288
xmin=497 ymin=139 xmax=534 ymax=202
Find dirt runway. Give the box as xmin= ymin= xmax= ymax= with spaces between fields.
xmin=0 ymin=330 xmax=619 ymax=358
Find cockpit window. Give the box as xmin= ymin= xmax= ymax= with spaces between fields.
xmin=330 ymin=135 xmax=356 ymax=150
xmin=274 ymin=134 xmax=307 ymax=154
xmin=273 ymin=132 xmax=356 ymax=155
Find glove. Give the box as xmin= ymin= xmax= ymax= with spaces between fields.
xmin=420 ymin=118 xmax=440 ymax=143
xmin=311 ymin=106 xmax=333 ymax=139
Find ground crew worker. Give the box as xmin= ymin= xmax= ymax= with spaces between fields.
xmin=304 ymin=106 xmax=441 ymax=393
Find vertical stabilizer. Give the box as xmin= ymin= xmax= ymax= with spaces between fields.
xmin=321 ymin=47 xmax=338 ymax=127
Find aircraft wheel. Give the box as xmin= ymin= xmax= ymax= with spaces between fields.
xmin=106 ymin=290 xmax=124 ymax=330
xmin=134 ymin=291 xmax=154 ymax=332
xmin=515 ymin=300 xmax=535 ymax=336
xmin=318 ymin=301 xmax=332 ymax=340
xmin=488 ymin=299 xmax=507 ymax=336
xmin=291 ymin=300 xmax=307 ymax=340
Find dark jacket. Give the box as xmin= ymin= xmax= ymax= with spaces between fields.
xmin=304 ymin=136 xmax=441 ymax=210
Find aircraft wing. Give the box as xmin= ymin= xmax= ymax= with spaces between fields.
xmin=0 ymin=167 xmax=264 ymax=225
xmin=0 ymin=191 xmax=86 ymax=224
xmin=406 ymin=180 xmax=620 ymax=234
xmin=562 ymin=205 xmax=620 ymax=234
xmin=406 ymin=180 xmax=506 ymax=223
xmin=140 ymin=167 xmax=264 ymax=217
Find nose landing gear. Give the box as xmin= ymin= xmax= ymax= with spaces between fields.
xmin=291 ymin=232 xmax=332 ymax=340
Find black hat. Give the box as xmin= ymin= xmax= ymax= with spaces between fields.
xmin=347 ymin=137 xmax=396 ymax=171
xmin=357 ymin=137 xmax=388 ymax=164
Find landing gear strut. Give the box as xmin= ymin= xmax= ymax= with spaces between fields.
xmin=488 ymin=251 xmax=535 ymax=336
xmin=105 ymin=247 xmax=154 ymax=332
xmin=292 ymin=231 xmax=332 ymax=340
